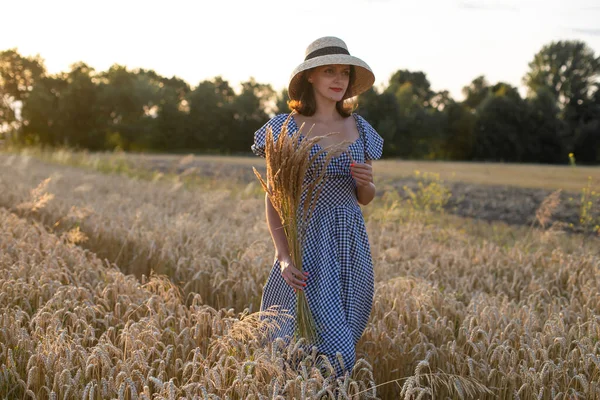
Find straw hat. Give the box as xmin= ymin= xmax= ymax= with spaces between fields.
xmin=288 ymin=36 xmax=375 ymax=101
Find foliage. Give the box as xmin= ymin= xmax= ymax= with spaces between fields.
xmin=1 ymin=39 xmax=600 ymax=164
xmin=403 ymin=171 xmax=452 ymax=214
xmin=578 ymin=176 xmax=600 ymax=234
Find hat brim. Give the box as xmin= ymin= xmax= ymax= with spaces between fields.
xmin=288 ymin=55 xmax=375 ymax=101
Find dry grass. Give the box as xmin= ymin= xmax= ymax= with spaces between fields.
xmin=0 ymin=151 xmax=599 ymax=399
xmin=535 ymin=189 xmax=562 ymax=229
xmin=373 ymin=160 xmax=600 ymax=192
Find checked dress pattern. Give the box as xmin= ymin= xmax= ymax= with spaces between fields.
xmin=251 ymin=113 xmax=383 ymax=375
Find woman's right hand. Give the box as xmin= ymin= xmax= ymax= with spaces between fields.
xmin=278 ymin=256 xmax=308 ymax=292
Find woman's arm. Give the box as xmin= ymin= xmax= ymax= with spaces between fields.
xmin=265 ymin=193 xmax=291 ymax=262
xmin=356 ymin=182 xmax=376 ymax=206
xmin=351 ymin=160 xmax=376 ymax=206
xmin=265 ymin=193 xmax=308 ymax=290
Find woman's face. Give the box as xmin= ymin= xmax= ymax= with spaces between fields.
xmin=308 ymin=64 xmax=351 ymax=103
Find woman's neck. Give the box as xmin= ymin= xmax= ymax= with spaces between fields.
xmin=312 ymin=95 xmax=342 ymax=122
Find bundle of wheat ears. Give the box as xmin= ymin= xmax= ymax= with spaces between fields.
xmin=253 ymin=112 xmax=354 ymax=342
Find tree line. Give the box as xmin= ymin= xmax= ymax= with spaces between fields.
xmin=1 ymin=40 xmax=598 ymax=164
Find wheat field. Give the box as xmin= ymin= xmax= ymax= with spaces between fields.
xmin=0 ymin=150 xmax=599 ymax=399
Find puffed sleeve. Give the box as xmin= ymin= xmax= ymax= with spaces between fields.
xmin=356 ymin=114 xmax=384 ymax=160
xmin=251 ymin=114 xmax=290 ymax=158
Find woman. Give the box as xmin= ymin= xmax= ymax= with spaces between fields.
xmin=251 ymin=36 xmax=383 ymax=376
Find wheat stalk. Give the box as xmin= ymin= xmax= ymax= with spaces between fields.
xmin=253 ymin=111 xmax=352 ymax=342
xmin=536 ymin=189 xmax=562 ymax=229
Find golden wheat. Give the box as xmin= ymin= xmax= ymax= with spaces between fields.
xmin=0 ymin=151 xmax=599 ymax=399
xmin=0 ymin=208 xmax=377 ymax=399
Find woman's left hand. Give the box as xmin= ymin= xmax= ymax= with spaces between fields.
xmin=350 ymin=162 xmax=373 ymax=187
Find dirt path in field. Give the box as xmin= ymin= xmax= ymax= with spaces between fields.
xmin=143 ymin=159 xmax=599 ymax=232
xmin=395 ymin=179 xmax=591 ymax=229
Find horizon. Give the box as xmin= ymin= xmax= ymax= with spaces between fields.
xmin=2 ymin=0 xmax=599 ymax=100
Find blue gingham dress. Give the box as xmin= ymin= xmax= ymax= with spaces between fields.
xmin=251 ymin=113 xmax=384 ymax=375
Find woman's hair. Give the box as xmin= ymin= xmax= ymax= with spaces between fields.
xmin=288 ymin=66 xmax=356 ymax=117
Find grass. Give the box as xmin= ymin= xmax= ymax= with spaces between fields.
xmin=374 ymin=159 xmax=600 ymax=192
xmin=0 ymin=148 xmax=599 ymax=399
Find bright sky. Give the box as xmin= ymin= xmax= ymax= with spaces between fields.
xmin=2 ymin=0 xmax=599 ymax=100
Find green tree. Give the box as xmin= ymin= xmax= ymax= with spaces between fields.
xmin=443 ymin=101 xmax=476 ymax=160
xmin=21 ymin=75 xmax=68 ymax=146
xmin=462 ymin=76 xmax=490 ymax=111
xmin=98 ymin=66 xmax=166 ymax=150
xmin=58 ymin=63 xmax=106 ymax=150
xmin=525 ymin=87 xmax=565 ymax=163
xmin=275 ymin=88 xmax=290 ymax=114
xmin=572 ymin=83 xmax=600 ymax=163
xmin=387 ymin=69 xmax=434 ymax=107
xmin=151 ymin=75 xmax=190 ymax=151
xmin=524 ymin=41 xmax=599 ymax=111
xmin=185 ymin=77 xmax=236 ymax=151
xmin=430 ymin=90 xmax=452 ymax=112
xmin=524 ymin=41 xmax=600 ymax=157
xmin=0 ymin=49 xmax=45 ymax=139
xmin=384 ymin=70 xmax=450 ymax=158
xmin=356 ymin=87 xmax=402 ymax=156
xmin=472 ymin=83 xmax=530 ymax=162
xmin=232 ymin=78 xmax=274 ymax=152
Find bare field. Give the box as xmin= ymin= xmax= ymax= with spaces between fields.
xmin=0 ymin=151 xmax=599 ymax=399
